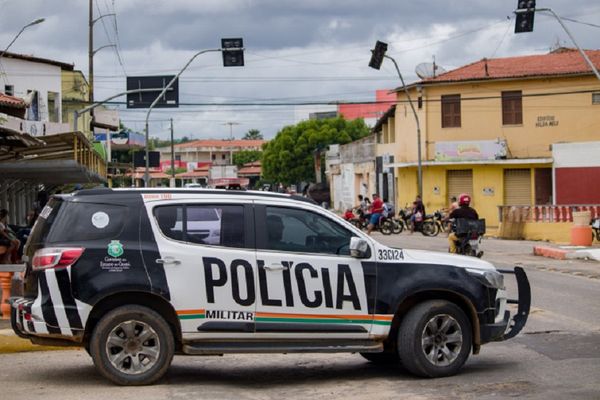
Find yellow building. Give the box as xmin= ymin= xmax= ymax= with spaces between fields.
xmin=61 ymin=69 xmax=92 ymax=138
xmin=376 ymin=48 xmax=600 ymax=236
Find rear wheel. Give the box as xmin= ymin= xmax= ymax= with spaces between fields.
xmin=90 ymin=305 xmax=174 ymax=386
xmin=397 ymin=300 xmax=472 ymax=378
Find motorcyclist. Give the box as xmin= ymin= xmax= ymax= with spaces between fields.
xmin=367 ymin=193 xmax=384 ymax=235
xmin=448 ymin=193 xmax=479 ymax=253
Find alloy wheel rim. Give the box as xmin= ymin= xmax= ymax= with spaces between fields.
xmin=421 ymin=314 xmax=463 ymax=367
xmin=105 ymin=320 xmax=160 ymax=375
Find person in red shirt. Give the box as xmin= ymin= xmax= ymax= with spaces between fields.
xmin=343 ymin=208 xmax=355 ymax=221
xmin=367 ymin=194 xmax=384 ymax=235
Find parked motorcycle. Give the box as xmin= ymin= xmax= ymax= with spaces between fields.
xmin=451 ymin=218 xmax=486 ymax=258
xmin=351 ymin=209 xmax=393 ymax=235
xmin=397 ymin=208 xmax=438 ymax=236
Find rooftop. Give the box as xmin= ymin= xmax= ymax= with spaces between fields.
xmin=0 ymin=93 xmax=26 ymax=109
xmin=174 ymin=139 xmax=266 ymax=149
xmin=0 ymin=51 xmax=74 ymax=70
xmin=415 ymin=48 xmax=600 ymax=86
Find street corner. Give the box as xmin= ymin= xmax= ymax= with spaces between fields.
xmin=0 ymin=324 xmax=78 ymax=354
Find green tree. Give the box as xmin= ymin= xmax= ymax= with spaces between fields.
xmin=262 ymin=117 xmax=370 ymax=184
xmin=242 ymin=129 xmax=263 ymax=140
xmin=233 ymin=150 xmax=262 ymax=168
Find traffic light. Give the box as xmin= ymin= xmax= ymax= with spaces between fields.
xmin=221 ymin=38 xmax=245 ymax=67
xmin=515 ymin=0 xmax=536 ymax=33
xmin=369 ymin=41 xmax=388 ymax=70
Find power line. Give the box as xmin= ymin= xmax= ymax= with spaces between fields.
xmin=559 ymin=16 xmax=600 ymax=29
xmin=80 ymin=88 xmax=599 ymax=110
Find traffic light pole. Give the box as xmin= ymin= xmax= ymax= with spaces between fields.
xmin=384 ymin=54 xmax=423 ymax=199
xmin=143 ymin=48 xmax=221 ymax=187
xmin=515 ymin=8 xmax=600 ymax=81
xmin=538 ymin=8 xmax=600 ymax=81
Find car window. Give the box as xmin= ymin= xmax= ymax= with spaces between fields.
xmin=261 ymin=206 xmax=353 ymax=255
xmin=154 ymin=204 xmax=244 ymax=248
xmin=47 ymin=202 xmax=127 ymax=243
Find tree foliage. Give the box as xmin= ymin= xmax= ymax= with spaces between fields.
xmin=242 ymin=129 xmax=263 ymax=140
xmin=232 ymin=150 xmax=262 ymax=168
xmin=262 ymin=117 xmax=370 ymax=184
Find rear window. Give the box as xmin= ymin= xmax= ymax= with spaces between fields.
xmin=46 ymin=202 xmax=128 ymax=243
xmin=27 ymin=198 xmax=63 ymax=245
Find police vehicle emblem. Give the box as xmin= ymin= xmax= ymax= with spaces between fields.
xmin=107 ymin=240 xmax=124 ymax=257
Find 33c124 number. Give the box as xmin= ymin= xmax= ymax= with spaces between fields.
xmin=377 ymin=249 xmax=403 ymax=261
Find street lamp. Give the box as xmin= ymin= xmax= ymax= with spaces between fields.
xmin=369 ymin=40 xmax=423 ymax=198
xmin=143 ymin=38 xmax=245 ymax=186
xmin=0 ymin=18 xmax=45 ymax=57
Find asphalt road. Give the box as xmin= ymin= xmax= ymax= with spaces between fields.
xmin=0 ymin=234 xmax=598 ymax=399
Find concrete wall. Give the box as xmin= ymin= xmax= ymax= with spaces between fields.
xmin=553 ymin=141 xmax=600 ymax=204
xmin=1 ymin=58 xmax=62 ymax=123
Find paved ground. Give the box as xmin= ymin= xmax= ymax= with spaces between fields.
xmin=0 ymin=234 xmax=598 ymax=399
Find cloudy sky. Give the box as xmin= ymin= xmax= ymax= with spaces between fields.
xmin=1 ymin=0 xmax=599 ymax=140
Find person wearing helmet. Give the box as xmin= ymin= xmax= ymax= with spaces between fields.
xmin=448 ymin=193 xmax=479 ymax=253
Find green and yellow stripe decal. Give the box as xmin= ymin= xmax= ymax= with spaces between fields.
xmin=176 ymin=309 xmax=394 ymax=326
xmin=254 ymin=312 xmax=393 ymax=326
xmin=177 ymin=309 xmax=205 ymax=320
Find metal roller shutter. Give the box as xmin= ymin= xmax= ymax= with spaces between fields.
xmin=447 ymin=170 xmax=473 ymax=203
xmin=504 ymin=169 xmax=532 ymax=205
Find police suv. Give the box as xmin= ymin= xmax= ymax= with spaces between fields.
xmin=10 ymin=188 xmax=530 ymax=386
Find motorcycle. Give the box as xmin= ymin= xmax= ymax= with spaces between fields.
xmin=592 ymin=217 xmax=600 ymax=241
xmin=397 ymin=208 xmax=438 ymax=236
xmin=351 ymin=209 xmax=393 ymax=235
xmin=451 ymin=218 xmax=486 ymax=258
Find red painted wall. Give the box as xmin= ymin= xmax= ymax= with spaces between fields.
xmin=338 ymin=89 xmax=395 ymax=120
xmin=555 ymin=167 xmax=600 ymax=204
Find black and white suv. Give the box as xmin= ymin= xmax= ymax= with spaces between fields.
xmin=11 ymin=188 xmax=530 ymax=385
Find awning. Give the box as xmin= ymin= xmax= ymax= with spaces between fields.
xmin=0 ymin=131 xmax=107 ymax=184
xmin=0 ymin=159 xmax=105 ymax=184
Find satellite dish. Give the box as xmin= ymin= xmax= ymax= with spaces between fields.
xmin=415 ymin=62 xmax=447 ymax=79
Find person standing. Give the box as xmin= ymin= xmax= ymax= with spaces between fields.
xmin=410 ymin=195 xmax=426 ymax=233
xmin=0 ymin=209 xmax=20 ymax=264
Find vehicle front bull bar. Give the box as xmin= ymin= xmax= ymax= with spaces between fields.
xmin=497 ymin=266 xmax=531 ymax=340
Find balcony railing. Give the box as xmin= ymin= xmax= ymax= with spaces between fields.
xmin=498 ymin=205 xmax=600 ymax=223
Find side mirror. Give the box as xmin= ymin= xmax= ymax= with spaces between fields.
xmin=350 ymin=237 xmax=370 ymax=258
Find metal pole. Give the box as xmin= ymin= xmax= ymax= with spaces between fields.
xmin=536 ymin=8 xmax=600 ymax=81
xmin=143 ymin=48 xmax=220 ymax=186
xmin=88 ymin=0 xmax=94 ymax=103
xmin=170 ymin=118 xmax=175 ymax=179
xmin=385 ymin=55 xmax=423 ymax=198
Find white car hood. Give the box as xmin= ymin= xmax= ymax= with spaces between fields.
xmin=400 ymin=248 xmax=497 ymax=272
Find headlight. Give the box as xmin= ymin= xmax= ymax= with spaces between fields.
xmin=466 ymin=268 xmax=505 ymax=289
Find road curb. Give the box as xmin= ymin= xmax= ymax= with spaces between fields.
xmin=533 ymin=246 xmax=568 ymax=260
xmin=533 ymin=245 xmax=600 ymax=262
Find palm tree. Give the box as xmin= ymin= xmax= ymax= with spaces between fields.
xmin=242 ymin=129 xmax=263 ymax=140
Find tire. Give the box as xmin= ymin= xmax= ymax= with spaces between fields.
xmin=397 ymin=300 xmax=472 ymax=378
xmin=360 ymin=351 xmax=400 ymax=365
xmin=421 ymin=221 xmax=438 ymax=237
xmin=380 ymin=220 xmax=393 ymax=235
xmin=89 ymin=305 xmax=175 ymax=386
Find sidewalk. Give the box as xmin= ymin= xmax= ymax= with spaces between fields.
xmin=0 ymin=318 xmax=70 ymax=354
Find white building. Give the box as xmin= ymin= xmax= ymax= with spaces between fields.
xmin=0 ymin=51 xmax=71 ymax=134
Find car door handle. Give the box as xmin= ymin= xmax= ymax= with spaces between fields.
xmin=263 ymin=263 xmax=287 ymax=271
xmin=156 ymin=257 xmax=181 ymax=265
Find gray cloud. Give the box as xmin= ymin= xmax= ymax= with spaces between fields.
xmin=1 ymin=0 xmax=599 ymax=139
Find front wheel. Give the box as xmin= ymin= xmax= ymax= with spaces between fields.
xmin=89 ymin=305 xmax=175 ymax=386
xmin=380 ymin=220 xmax=393 ymax=235
xmin=421 ymin=221 xmax=438 ymax=237
xmin=397 ymin=300 xmax=472 ymax=378
xmin=392 ymin=219 xmax=403 ymax=234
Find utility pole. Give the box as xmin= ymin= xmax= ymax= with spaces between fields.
xmin=170 ymin=118 xmax=175 ymax=179
xmin=88 ymin=0 xmax=94 ymax=104
xmin=223 ymin=122 xmax=240 ymax=140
